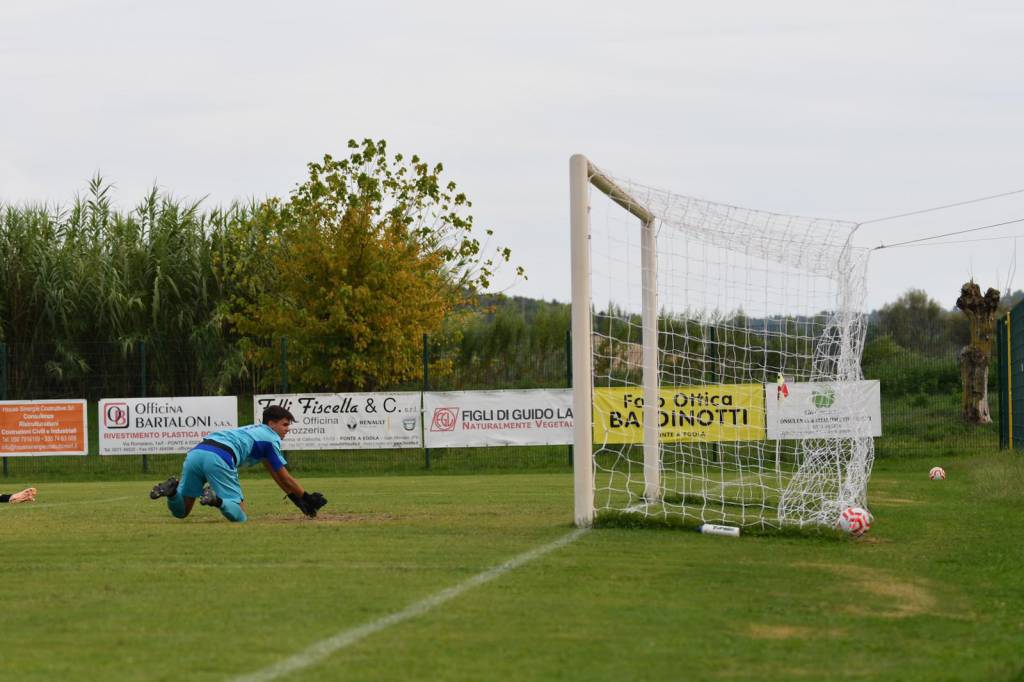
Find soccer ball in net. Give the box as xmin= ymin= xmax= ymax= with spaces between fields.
xmin=838 ymin=507 xmax=871 ymax=536
xmin=929 ymin=466 xmax=946 ymax=481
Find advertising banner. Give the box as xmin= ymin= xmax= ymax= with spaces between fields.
xmin=99 ymin=396 xmax=237 ymax=455
xmin=423 ymin=389 xmax=574 ymax=448
xmin=593 ymin=385 xmax=766 ymax=444
xmin=0 ymin=400 xmax=88 ymax=456
xmin=765 ymin=380 xmax=882 ymax=440
xmin=255 ymin=393 xmax=422 ymax=450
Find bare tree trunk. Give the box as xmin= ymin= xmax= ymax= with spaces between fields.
xmin=955 ymin=281 xmax=1000 ymax=424
xmin=958 ymin=345 xmax=991 ymax=422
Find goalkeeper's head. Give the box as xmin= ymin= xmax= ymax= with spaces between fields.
xmin=263 ymin=405 xmax=296 ymax=440
xmin=262 ymin=405 xmax=296 ymax=425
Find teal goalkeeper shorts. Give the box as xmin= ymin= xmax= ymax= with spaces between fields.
xmin=179 ymin=448 xmax=244 ymax=503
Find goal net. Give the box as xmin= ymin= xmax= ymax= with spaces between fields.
xmin=569 ymin=155 xmax=874 ymax=529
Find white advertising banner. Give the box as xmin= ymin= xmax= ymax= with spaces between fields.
xmin=765 ymin=380 xmax=882 ymax=440
xmin=423 ymin=389 xmax=574 ymax=448
xmin=99 ymin=396 xmax=238 ymax=455
xmin=255 ymin=393 xmax=422 ymax=450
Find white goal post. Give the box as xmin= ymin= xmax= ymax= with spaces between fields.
xmin=569 ymin=154 xmax=875 ymax=530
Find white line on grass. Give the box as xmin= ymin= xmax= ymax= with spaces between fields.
xmin=231 ymin=527 xmax=589 ymax=682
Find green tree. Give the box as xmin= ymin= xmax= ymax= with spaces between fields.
xmin=876 ymin=289 xmax=957 ymax=356
xmin=227 ymin=139 xmax=521 ymax=391
xmin=0 ymin=176 xmax=261 ymax=399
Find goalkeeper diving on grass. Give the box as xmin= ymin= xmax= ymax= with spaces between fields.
xmin=148 ymin=405 xmax=326 ymax=522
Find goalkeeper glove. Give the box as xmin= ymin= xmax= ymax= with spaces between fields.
xmin=287 ymin=491 xmax=328 ymax=518
xmin=9 ymin=487 xmax=37 ymax=504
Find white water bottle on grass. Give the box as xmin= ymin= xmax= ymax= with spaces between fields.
xmin=699 ymin=524 xmax=740 ymax=538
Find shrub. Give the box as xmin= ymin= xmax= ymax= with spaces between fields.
xmin=862 ymin=336 xmax=960 ymax=397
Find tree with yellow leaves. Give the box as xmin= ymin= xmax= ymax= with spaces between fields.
xmin=221 ymin=139 xmax=521 ymax=391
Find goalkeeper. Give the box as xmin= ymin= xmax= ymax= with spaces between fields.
xmin=148 ymin=405 xmax=327 ymax=522
xmin=1 ymin=488 xmax=37 ymax=504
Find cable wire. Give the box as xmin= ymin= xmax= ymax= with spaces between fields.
xmin=873 ymin=217 xmax=1024 ymax=250
xmin=876 ymin=232 xmax=1024 ymax=248
xmin=859 ymin=187 xmax=1024 ymax=226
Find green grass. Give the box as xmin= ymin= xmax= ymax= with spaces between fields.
xmin=0 ymin=444 xmax=574 ymax=481
xmin=1 ymin=452 xmax=1023 ymax=681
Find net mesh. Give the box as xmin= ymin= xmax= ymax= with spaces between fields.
xmin=586 ymin=164 xmax=873 ymax=528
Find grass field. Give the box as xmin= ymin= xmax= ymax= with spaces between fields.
xmin=1 ymin=453 xmax=1022 ymax=681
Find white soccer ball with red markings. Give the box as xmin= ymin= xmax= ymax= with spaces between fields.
xmin=838 ymin=507 xmax=871 ymax=536
xmin=929 ymin=466 xmax=946 ymax=481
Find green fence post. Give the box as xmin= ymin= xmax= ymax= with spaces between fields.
xmin=0 ymin=342 xmax=6 ymax=400
xmin=140 ymin=340 xmax=148 ymax=474
xmin=998 ymin=315 xmax=1008 ymax=449
xmin=279 ymin=337 xmax=289 ymax=393
xmin=1009 ymin=309 xmax=1018 ymax=450
xmin=421 ymin=333 xmax=430 ymax=466
xmin=1 ymin=341 xmax=7 ymax=478
xmin=566 ymin=327 xmax=573 ymax=468
xmin=423 ymin=333 xmax=431 ymax=470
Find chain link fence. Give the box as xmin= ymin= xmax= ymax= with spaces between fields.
xmin=863 ymin=343 xmax=999 ymax=459
xmin=0 ymin=333 xmax=574 ymax=480
xmin=0 ymin=328 xmax=1000 ymax=481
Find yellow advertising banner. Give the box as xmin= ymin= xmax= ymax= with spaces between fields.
xmin=593 ymin=385 xmax=766 ymax=444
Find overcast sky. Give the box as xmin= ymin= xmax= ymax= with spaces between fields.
xmin=3 ymin=0 xmax=1024 ymax=312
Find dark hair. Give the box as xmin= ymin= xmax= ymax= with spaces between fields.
xmin=262 ymin=405 xmax=296 ymax=424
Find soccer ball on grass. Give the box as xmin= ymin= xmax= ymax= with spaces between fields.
xmin=837 ymin=507 xmax=871 ymax=536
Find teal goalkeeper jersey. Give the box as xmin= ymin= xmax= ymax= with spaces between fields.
xmin=204 ymin=424 xmax=288 ymax=471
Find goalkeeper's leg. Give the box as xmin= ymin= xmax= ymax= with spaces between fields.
xmin=202 ymin=456 xmax=247 ymax=523
xmin=167 ymin=489 xmax=189 ymax=519
xmin=218 ymin=499 xmax=247 ymax=523
xmin=175 ymin=450 xmax=212 ymax=516
xmin=159 ymin=450 xmax=206 ymax=518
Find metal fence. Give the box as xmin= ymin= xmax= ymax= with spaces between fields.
xmin=0 ymin=329 xmax=1001 ymax=480
xmin=866 ymin=344 xmax=999 ymax=459
xmin=996 ymin=303 xmax=1024 ymax=449
xmin=0 ymin=334 xmax=573 ymax=480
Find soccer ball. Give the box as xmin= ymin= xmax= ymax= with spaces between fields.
xmin=838 ymin=507 xmax=871 ymax=536
xmin=929 ymin=466 xmax=946 ymax=481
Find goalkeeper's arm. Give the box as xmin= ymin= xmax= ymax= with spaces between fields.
xmin=261 ymin=461 xmax=326 ymax=517
xmin=262 ymin=460 xmax=304 ymax=497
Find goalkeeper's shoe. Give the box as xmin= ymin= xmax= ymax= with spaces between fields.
xmin=199 ymin=486 xmax=222 ymax=508
xmin=149 ymin=477 xmax=179 ymax=500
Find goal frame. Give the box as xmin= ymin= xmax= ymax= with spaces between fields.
xmin=570 ymin=154 xmax=661 ymax=527
xmin=570 ymin=155 xmax=876 ymax=530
